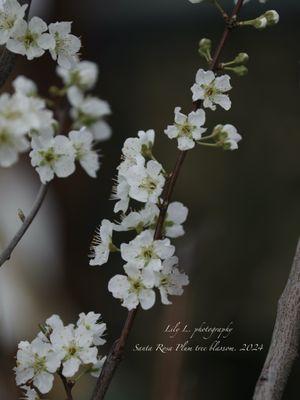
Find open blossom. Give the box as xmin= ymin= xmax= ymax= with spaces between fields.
xmin=0 ymin=121 xmax=28 ymax=167
xmin=122 ymin=129 xmax=155 ymax=161
xmin=112 ymin=174 xmax=131 ymax=214
xmin=77 ymin=312 xmax=106 ymax=346
xmin=89 ymin=219 xmax=115 ymax=266
xmin=191 ymin=69 xmax=232 ymax=111
xmin=57 ymin=60 xmax=99 ymax=91
xmin=12 ymin=75 xmax=37 ymax=96
xmin=30 ymin=134 xmax=75 ymax=183
xmin=69 ymin=128 xmax=99 ymax=178
xmin=48 ymin=22 xmax=81 ymax=69
xmin=14 ymin=337 xmax=62 ymax=394
xmin=0 ymin=0 xmax=27 ymax=45
xmin=69 ymin=88 xmax=112 ymax=141
xmin=50 ymin=324 xmax=98 ymax=378
xmin=6 ymin=17 xmax=53 ymax=60
xmin=90 ymin=356 xmax=107 ymax=378
xmin=164 ymin=202 xmax=189 ymax=238
xmin=121 ymin=229 xmax=175 ymax=271
xmin=213 ymin=124 xmax=242 ymax=150
xmin=155 ymin=256 xmax=189 ymax=305
xmin=108 ymin=263 xmax=156 ymax=310
xmin=165 ymin=107 xmax=206 ymax=151
xmin=126 ymin=158 xmax=165 ymax=204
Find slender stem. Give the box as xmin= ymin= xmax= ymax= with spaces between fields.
xmin=0 ymin=183 xmax=48 ymax=268
xmin=59 ymin=373 xmax=74 ymax=400
xmin=211 ymin=0 xmax=229 ymax=20
xmin=253 ymin=239 xmax=300 ymax=400
xmin=91 ymin=1 xmax=245 ymax=399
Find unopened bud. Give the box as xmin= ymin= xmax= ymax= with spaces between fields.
xmin=254 ymin=16 xmax=268 ymax=29
xmin=264 ymin=10 xmax=279 ymax=26
xmin=198 ymin=38 xmax=212 ymax=61
xmin=229 ymin=65 xmax=248 ymax=76
xmin=234 ymin=52 xmax=249 ymax=65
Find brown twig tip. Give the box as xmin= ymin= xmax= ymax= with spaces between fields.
xmin=253 ymin=238 xmax=300 ymax=400
xmin=0 ymin=183 xmax=48 ymax=268
xmin=91 ymin=2 xmax=245 ymax=400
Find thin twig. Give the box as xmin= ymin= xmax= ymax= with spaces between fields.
xmin=253 ymin=238 xmax=300 ymax=400
xmin=59 ymin=372 xmax=74 ymax=400
xmin=91 ymin=1 xmax=245 ymax=399
xmin=0 ymin=0 xmax=32 ymax=88
xmin=0 ymin=183 xmax=48 ymax=268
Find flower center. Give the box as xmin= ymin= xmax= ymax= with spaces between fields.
xmin=140 ymin=177 xmax=157 ymax=192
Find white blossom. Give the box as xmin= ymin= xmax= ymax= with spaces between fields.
xmin=69 ymin=128 xmax=99 ymax=178
xmin=0 ymin=121 xmax=28 ymax=167
xmin=90 ymin=356 xmax=106 ymax=378
xmin=108 ymin=263 xmax=156 ymax=310
xmin=122 ymin=129 xmax=155 ymax=161
xmin=191 ymin=69 xmax=232 ymax=111
xmin=14 ymin=337 xmax=61 ymax=394
xmin=112 ymin=174 xmax=131 ymax=214
xmin=213 ymin=124 xmax=242 ymax=150
xmin=0 ymin=0 xmax=27 ymax=45
xmin=30 ymin=134 xmax=75 ymax=183
xmin=12 ymin=75 xmax=37 ymax=96
xmin=50 ymin=324 xmax=98 ymax=378
xmin=120 ymin=229 xmax=175 ymax=271
xmin=89 ymin=219 xmax=115 ymax=266
xmin=155 ymin=256 xmax=189 ymax=305
xmin=21 ymin=386 xmax=40 ymax=400
xmin=48 ymin=22 xmax=81 ymax=69
xmin=165 ymin=201 xmax=189 ymax=238
xmin=126 ymin=157 xmax=165 ymax=204
xmin=7 ymin=17 xmax=53 ymax=60
xmin=57 ymin=60 xmax=99 ymax=91
xmin=77 ymin=312 xmax=106 ymax=346
xmin=69 ymin=88 xmax=112 ymax=141
xmin=165 ymin=107 xmax=206 ymax=150
xmin=114 ymin=203 xmax=158 ymax=233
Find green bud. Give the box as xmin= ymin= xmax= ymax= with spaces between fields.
xmin=225 ymin=65 xmax=248 ymax=76
xmin=254 ymin=16 xmax=268 ymax=30
xmin=264 ymin=10 xmax=280 ymax=26
xmin=234 ymin=52 xmax=249 ymax=65
xmin=198 ymin=38 xmax=212 ymax=62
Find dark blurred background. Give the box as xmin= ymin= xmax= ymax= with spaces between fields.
xmin=1 ymin=0 xmax=300 ymax=399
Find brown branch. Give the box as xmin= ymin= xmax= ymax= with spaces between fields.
xmin=91 ymin=1 xmax=245 ymax=399
xmin=59 ymin=372 xmax=75 ymax=400
xmin=0 ymin=0 xmax=32 ymax=88
xmin=253 ymin=238 xmax=300 ymax=400
xmin=0 ymin=183 xmax=48 ymax=268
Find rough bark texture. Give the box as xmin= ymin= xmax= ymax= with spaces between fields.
xmin=253 ymin=239 xmax=300 ymax=400
xmin=0 ymin=0 xmax=32 ymax=89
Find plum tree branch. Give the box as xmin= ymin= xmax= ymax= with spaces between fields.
xmin=91 ymin=1 xmax=245 ymax=399
xmin=253 ymin=238 xmax=300 ymax=400
xmin=0 ymin=183 xmax=48 ymax=268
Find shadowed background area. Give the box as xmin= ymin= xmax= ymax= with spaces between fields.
xmin=0 ymin=0 xmax=300 ymax=399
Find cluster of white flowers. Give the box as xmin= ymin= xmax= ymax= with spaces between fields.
xmin=15 ymin=313 xmax=107 ymax=398
xmin=89 ymin=129 xmax=189 ymax=310
xmin=0 ymin=0 xmax=81 ymax=68
xmin=56 ymin=60 xmax=112 ymax=142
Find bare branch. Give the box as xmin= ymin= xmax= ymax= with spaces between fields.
xmin=0 ymin=183 xmax=48 ymax=268
xmin=59 ymin=372 xmax=74 ymax=400
xmin=91 ymin=1 xmax=245 ymax=399
xmin=0 ymin=0 xmax=32 ymax=88
xmin=253 ymin=238 xmax=300 ymax=400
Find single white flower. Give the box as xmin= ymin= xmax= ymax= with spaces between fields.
xmin=165 ymin=202 xmax=189 ymax=238
xmin=90 ymin=356 xmax=106 ymax=378
xmin=213 ymin=124 xmax=242 ymax=150
xmin=69 ymin=88 xmax=112 ymax=141
xmin=48 ymin=22 xmax=81 ymax=69
xmin=30 ymin=134 xmax=75 ymax=183
xmin=155 ymin=256 xmax=189 ymax=305
xmin=89 ymin=219 xmax=115 ymax=266
xmin=7 ymin=17 xmax=54 ymax=60
xmin=112 ymin=174 xmax=131 ymax=214
xmin=0 ymin=121 xmax=28 ymax=167
xmin=21 ymin=386 xmax=40 ymax=400
xmin=69 ymin=128 xmax=99 ymax=178
xmin=126 ymin=158 xmax=165 ymax=204
xmin=13 ymin=75 xmax=37 ymax=96
xmin=0 ymin=0 xmax=27 ymax=45
xmin=165 ymin=107 xmax=206 ymax=150
xmin=120 ymin=229 xmax=175 ymax=271
xmin=57 ymin=60 xmax=99 ymax=91
xmin=108 ymin=263 xmax=156 ymax=310
xmin=50 ymin=324 xmax=98 ymax=378
xmin=77 ymin=312 xmax=106 ymax=346
xmin=191 ymin=69 xmax=232 ymax=111
xmin=122 ymin=129 xmax=155 ymax=160
xmin=15 ymin=337 xmax=62 ymax=394
xmin=114 ymin=203 xmax=158 ymax=233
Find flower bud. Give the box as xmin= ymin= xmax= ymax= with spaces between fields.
xmin=234 ymin=52 xmax=249 ymax=65
xmin=254 ymin=16 xmax=268 ymax=30
xmin=198 ymin=38 xmax=212 ymax=61
xmin=264 ymin=10 xmax=280 ymax=26
xmin=229 ymin=65 xmax=248 ymax=76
